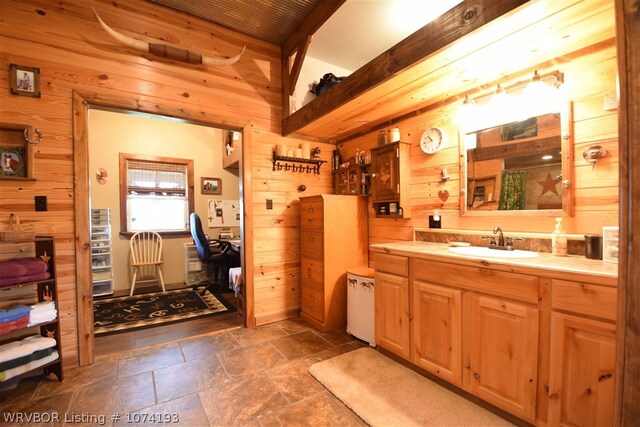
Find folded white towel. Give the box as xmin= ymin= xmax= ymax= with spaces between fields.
xmin=30 ymin=301 xmax=55 ymax=313
xmin=0 ymin=336 xmax=57 ymax=364
xmin=28 ymin=313 xmax=57 ymax=326
xmin=28 ymin=302 xmax=57 ymax=326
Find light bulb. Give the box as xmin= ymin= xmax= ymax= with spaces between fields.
xmin=486 ymin=84 xmax=516 ymax=128
xmin=522 ymin=70 xmax=560 ymax=119
xmin=455 ymin=95 xmax=477 ymax=132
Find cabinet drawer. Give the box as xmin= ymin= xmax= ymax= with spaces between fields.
xmin=412 ymin=258 xmax=538 ymax=304
xmin=301 ymin=258 xmax=324 ymax=291
xmin=551 ymin=279 xmax=617 ymax=321
xmin=301 ymin=231 xmax=323 ymax=260
xmin=301 ymin=287 xmax=324 ymax=322
xmin=301 ymin=201 xmax=323 ymax=231
xmin=375 ymin=253 xmax=408 ymax=276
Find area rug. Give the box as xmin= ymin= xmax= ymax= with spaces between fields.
xmin=309 ymin=347 xmax=513 ymax=427
xmin=93 ymin=288 xmax=235 ymax=336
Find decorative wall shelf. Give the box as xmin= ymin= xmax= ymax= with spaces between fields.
xmin=272 ymin=152 xmax=326 ymax=174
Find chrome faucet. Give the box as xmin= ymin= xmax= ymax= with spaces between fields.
xmin=482 ymin=226 xmax=523 ymax=251
xmin=493 ymin=226 xmax=505 ymax=247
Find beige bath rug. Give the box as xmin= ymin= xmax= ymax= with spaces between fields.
xmin=309 ymin=347 xmax=513 ymax=427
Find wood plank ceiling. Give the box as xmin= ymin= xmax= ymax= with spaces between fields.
xmin=147 ymin=0 xmax=324 ymax=45
xmin=145 ymin=0 xmax=616 ymax=143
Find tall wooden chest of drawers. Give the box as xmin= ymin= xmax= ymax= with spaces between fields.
xmin=299 ymin=194 xmax=368 ymax=331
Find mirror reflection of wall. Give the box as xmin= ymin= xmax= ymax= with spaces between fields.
xmin=465 ymin=112 xmax=563 ymax=211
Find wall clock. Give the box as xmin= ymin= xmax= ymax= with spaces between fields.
xmin=420 ymin=127 xmax=446 ymax=154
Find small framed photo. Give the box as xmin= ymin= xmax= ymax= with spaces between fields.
xmin=1 ymin=147 xmax=26 ymax=177
xmin=201 ymin=177 xmax=222 ymax=195
xmin=9 ymin=64 xmax=41 ymax=98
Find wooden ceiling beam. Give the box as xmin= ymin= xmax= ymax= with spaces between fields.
xmin=288 ymin=35 xmax=312 ymax=96
xmin=282 ymin=0 xmax=530 ymax=137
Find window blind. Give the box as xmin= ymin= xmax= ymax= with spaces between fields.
xmin=126 ymin=159 xmax=187 ymax=196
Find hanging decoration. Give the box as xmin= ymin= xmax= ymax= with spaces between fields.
xmin=93 ymin=8 xmax=245 ymax=66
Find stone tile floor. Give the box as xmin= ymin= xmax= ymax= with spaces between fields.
xmin=0 ymin=319 xmax=367 ymax=426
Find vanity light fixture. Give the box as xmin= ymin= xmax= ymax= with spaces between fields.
xmin=457 ymin=70 xmax=565 ymax=133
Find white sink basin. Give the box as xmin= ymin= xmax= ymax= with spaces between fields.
xmin=448 ymin=246 xmax=540 ymax=259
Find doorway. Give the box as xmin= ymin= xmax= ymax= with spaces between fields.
xmin=87 ymin=107 xmax=242 ymax=354
xmin=73 ymin=90 xmax=255 ymax=365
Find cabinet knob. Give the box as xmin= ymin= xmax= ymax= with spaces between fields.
xmin=473 ymin=372 xmax=479 ymax=380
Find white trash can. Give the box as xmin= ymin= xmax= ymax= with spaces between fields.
xmin=346 ymin=266 xmax=375 ymax=347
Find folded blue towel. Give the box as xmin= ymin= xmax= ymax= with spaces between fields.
xmin=0 ymin=305 xmax=31 ymax=323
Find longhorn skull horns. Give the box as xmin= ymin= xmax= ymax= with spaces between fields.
xmin=92 ymin=8 xmax=245 ymax=66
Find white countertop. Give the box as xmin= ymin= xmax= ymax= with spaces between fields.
xmin=370 ymin=241 xmax=618 ymax=279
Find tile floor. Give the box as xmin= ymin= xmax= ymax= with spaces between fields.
xmin=0 ymin=319 xmax=368 ymax=426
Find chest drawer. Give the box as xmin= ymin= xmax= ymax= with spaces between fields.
xmin=301 ymin=231 xmax=323 ymax=260
xmin=551 ymin=279 xmax=617 ymax=321
xmin=413 ymin=258 xmax=539 ymax=304
xmin=301 ymin=287 xmax=324 ymax=322
xmin=301 ymin=258 xmax=324 ymax=291
xmin=375 ymin=253 xmax=408 ymax=276
xmin=301 ymin=201 xmax=324 ymax=231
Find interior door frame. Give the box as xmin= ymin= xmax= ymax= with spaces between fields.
xmin=73 ymin=90 xmax=255 ymax=365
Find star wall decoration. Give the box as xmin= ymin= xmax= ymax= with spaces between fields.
xmin=538 ymin=172 xmax=561 ymax=196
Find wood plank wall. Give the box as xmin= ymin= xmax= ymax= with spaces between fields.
xmin=0 ymin=0 xmax=331 ymax=368
xmin=339 ymin=43 xmax=620 ymax=257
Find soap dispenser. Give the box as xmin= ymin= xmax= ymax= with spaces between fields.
xmin=552 ymin=217 xmax=567 ymax=256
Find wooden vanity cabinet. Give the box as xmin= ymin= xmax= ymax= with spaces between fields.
xmin=547 ymin=279 xmax=617 ymax=427
xmin=411 ymin=258 xmax=539 ymax=422
xmin=374 ymin=250 xmax=617 ymax=425
xmin=467 ymin=292 xmax=539 ymax=421
xmin=374 ymin=253 xmax=410 ymax=359
xmin=412 ymin=278 xmax=462 ymax=386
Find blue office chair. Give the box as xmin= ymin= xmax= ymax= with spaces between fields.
xmin=189 ymin=213 xmax=240 ymax=293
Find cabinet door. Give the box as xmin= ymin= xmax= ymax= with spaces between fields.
xmin=334 ymin=170 xmax=347 ymax=195
xmin=468 ymin=293 xmax=539 ymax=422
xmin=374 ymin=271 xmax=410 ymax=359
xmin=412 ymin=281 xmax=462 ymax=386
xmin=548 ymin=312 xmax=616 ymax=427
xmin=371 ymin=144 xmax=399 ymax=201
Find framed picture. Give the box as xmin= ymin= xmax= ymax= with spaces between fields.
xmin=9 ymin=64 xmax=41 ymax=98
xmin=201 ymin=177 xmax=222 ymax=195
xmin=1 ymin=147 xmax=26 ymax=177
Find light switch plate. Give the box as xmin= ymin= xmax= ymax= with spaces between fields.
xmin=604 ymin=90 xmax=618 ymax=111
xmin=35 ymin=196 xmax=48 ymax=211
xmin=266 ymin=199 xmax=273 ymax=210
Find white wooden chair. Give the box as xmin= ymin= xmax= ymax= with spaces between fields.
xmin=129 ymin=231 xmax=166 ymax=296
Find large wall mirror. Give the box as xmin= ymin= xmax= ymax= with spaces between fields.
xmin=459 ymin=101 xmax=573 ymax=216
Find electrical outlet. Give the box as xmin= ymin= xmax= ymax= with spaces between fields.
xmin=35 ymin=196 xmax=48 ymax=211
xmin=266 ymin=199 xmax=273 ymax=210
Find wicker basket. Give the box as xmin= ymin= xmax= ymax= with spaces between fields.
xmin=0 ymin=213 xmax=35 ymax=242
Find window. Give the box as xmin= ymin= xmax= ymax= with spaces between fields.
xmin=119 ymin=153 xmax=194 ymax=235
